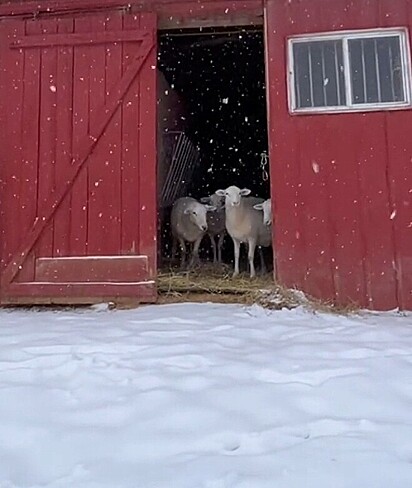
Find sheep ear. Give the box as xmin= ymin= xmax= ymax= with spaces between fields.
xmin=240 ymin=188 xmax=251 ymax=196
xmin=200 ymin=196 xmax=210 ymax=204
xmin=253 ymin=203 xmax=264 ymax=211
xmin=205 ymin=205 xmax=217 ymax=212
xmin=215 ymin=189 xmax=226 ymax=197
xmin=183 ymin=208 xmax=192 ymax=215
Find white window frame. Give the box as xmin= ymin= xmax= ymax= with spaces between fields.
xmin=287 ymin=27 xmax=412 ymax=114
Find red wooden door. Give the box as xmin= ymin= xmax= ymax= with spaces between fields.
xmin=0 ymin=10 xmax=158 ymax=304
xmin=264 ymin=0 xmax=412 ymax=310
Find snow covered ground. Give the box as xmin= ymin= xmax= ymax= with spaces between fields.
xmin=1 ymin=303 xmax=412 ymax=488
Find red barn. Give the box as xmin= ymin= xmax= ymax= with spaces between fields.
xmin=0 ymin=0 xmax=411 ymax=310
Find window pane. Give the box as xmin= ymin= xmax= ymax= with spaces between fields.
xmin=293 ymin=40 xmax=345 ymax=109
xmin=293 ymin=43 xmax=312 ymax=108
xmin=323 ymin=41 xmax=346 ymax=106
xmin=378 ymin=36 xmax=405 ymax=102
xmin=310 ymin=42 xmax=325 ymax=107
xmin=349 ymin=35 xmax=405 ymax=104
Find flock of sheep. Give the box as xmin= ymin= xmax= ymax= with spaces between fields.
xmin=170 ymin=185 xmax=272 ymax=278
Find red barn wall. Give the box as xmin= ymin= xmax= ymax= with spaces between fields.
xmin=0 ymin=9 xmax=158 ymax=303
xmin=266 ymin=0 xmax=412 ymax=310
xmin=0 ymin=0 xmax=410 ymax=309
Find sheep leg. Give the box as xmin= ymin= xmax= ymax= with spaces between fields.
xmin=171 ymin=236 xmax=177 ymax=264
xmin=248 ymin=238 xmax=257 ymax=278
xmin=178 ymin=238 xmax=187 ymax=269
xmin=209 ymin=233 xmax=218 ymax=264
xmin=259 ymin=247 xmax=267 ymax=275
xmin=189 ymin=236 xmax=202 ymax=269
xmin=233 ymin=238 xmax=241 ymax=277
xmin=217 ymin=233 xmax=225 ymax=264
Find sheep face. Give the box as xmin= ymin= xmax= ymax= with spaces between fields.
xmin=200 ymin=193 xmax=225 ymax=209
xmin=215 ymin=186 xmax=251 ymax=207
xmin=184 ymin=202 xmax=216 ymax=231
xmin=253 ymin=198 xmax=272 ymax=226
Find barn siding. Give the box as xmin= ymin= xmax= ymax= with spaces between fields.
xmin=266 ymin=0 xmax=412 ymax=309
xmin=0 ymin=9 xmax=158 ymax=303
xmin=0 ymin=0 xmax=410 ymax=309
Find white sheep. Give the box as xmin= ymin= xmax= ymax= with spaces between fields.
xmin=215 ymin=186 xmax=272 ymax=278
xmin=253 ymin=198 xmax=273 ymax=274
xmin=170 ymin=197 xmax=216 ymax=269
xmin=200 ymin=193 xmax=226 ymax=264
xmin=253 ymin=198 xmax=272 ymax=227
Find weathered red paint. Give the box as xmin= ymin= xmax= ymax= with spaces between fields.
xmin=266 ymin=0 xmax=412 ymax=310
xmin=0 ymin=9 xmax=158 ymax=304
xmin=35 ymin=256 xmax=150 ymax=282
xmin=0 ymin=0 xmax=263 ymax=29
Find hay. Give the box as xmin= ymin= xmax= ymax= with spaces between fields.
xmin=157 ymin=264 xmax=303 ymax=310
xmin=159 ymin=264 xmax=269 ymax=293
xmin=157 ymin=264 xmax=361 ymax=314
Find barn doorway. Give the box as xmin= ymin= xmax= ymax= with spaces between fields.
xmin=157 ymin=26 xmax=271 ymax=276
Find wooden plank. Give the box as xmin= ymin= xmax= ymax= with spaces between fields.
xmin=322 ymin=120 xmax=368 ymax=308
xmin=35 ymin=256 xmax=149 ymax=282
xmin=69 ymin=16 xmax=92 ymax=257
xmin=1 ymin=26 xmax=154 ymax=286
xmin=0 ymin=0 xmax=263 ymax=18
xmin=0 ymin=293 xmax=156 ymax=306
xmin=87 ymin=11 xmax=123 ymax=255
xmin=1 ymin=21 xmax=25 ymax=272
xmin=87 ymin=12 xmax=109 ymax=255
xmin=11 ymin=29 xmax=148 ymax=48
xmin=53 ymin=16 xmax=75 ymax=257
xmin=10 ymin=19 xmax=27 ymax=281
xmin=103 ymin=12 xmax=122 ymax=253
xmin=4 ymin=281 xmax=156 ymax=301
xmin=386 ymin=110 xmax=412 ymax=310
xmin=137 ymin=12 xmax=157 ymax=278
xmin=0 ymin=25 xmax=6 ymax=276
xmin=0 ymin=21 xmax=25 ymax=275
xmin=87 ymin=34 xmax=152 ymax=141
xmin=0 ymin=0 xmax=129 ymax=15
xmin=265 ymin=3 xmax=306 ymax=291
xmin=121 ymin=11 xmax=141 ymax=256
xmin=15 ymin=19 xmax=42 ymax=282
xmin=352 ymin=114 xmax=398 ymax=310
xmin=381 ymin=0 xmax=412 ymax=311
xmin=156 ymin=1 xmax=262 ymax=28
xmin=296 ymin=117 xmax=336 ymax=302
xmin=35 ymin=17 xmax=58 ymax=273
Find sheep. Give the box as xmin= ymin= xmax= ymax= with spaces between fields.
xmin=253 ymin=198 xmax=273 ymax=274
xmin=215 ymin=186 xmax=272 ymax=278
xmin=253 ymin=198 xmax=272 ymax=227
xmin=200 ymin=193 xmax=226 ymax=264
xmin=170 ymin=197 xmax=216 ymax=269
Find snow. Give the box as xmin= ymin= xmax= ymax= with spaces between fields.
xmin=1 ymin=303 xmax=412 ymax=488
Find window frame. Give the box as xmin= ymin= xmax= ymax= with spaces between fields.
xmin=287 ymin=27 xmax=412 ymax=115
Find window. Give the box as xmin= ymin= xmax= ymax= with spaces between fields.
xmin=288 ymin=29 xmax=411 ymax=113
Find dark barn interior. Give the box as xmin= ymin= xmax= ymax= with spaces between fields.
xmin=157 ymin=26 xmax=271 ymax=271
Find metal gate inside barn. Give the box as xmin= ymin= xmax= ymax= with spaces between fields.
xmin=0 ymin=10 xmax=158 ymax=304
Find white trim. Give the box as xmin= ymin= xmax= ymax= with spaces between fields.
xmin=287 ymin=27 xmax=412 ymax=115
xmin=342 ymin=37 xmax=352 ymax=106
